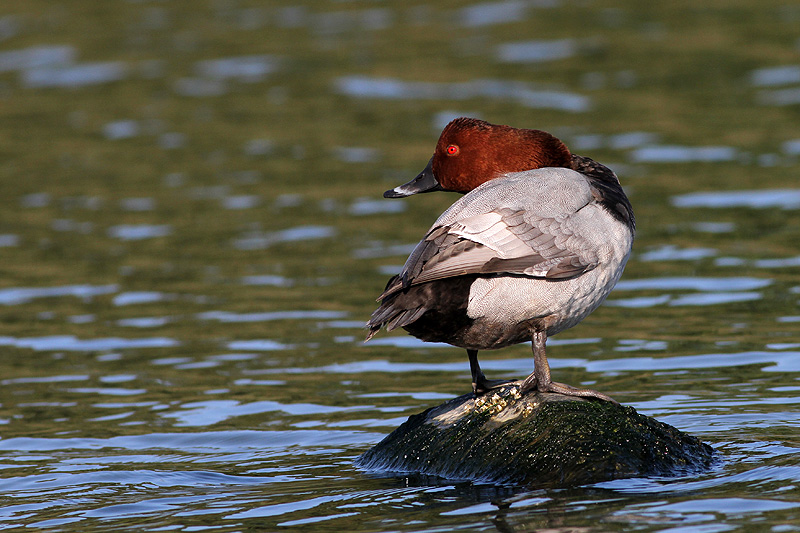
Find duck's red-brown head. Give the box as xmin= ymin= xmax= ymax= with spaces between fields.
xmin=384 ymin=117 xmax=572 ymax=198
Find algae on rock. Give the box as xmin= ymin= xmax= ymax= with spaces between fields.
xmin=357 ymin=385 xmax=714 ymax=487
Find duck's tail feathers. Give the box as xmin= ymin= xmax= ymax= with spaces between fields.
xmin=364 ymin=299 xmax=428 ymax=341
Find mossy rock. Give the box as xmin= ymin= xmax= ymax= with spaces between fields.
xmin=357 ymin=385 xmax=715 ymax=487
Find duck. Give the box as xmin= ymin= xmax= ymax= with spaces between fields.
xmin=366 ymin=117 xmax=634 ymax=402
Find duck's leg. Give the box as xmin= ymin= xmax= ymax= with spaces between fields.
xmin=468 ymin=349 xmax=511 ymax=395
xmin=519 ymin=330 xmax=618 ymax=404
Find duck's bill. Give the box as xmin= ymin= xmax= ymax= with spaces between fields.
xmin=383 ymin=156 xmax=443 ymax=198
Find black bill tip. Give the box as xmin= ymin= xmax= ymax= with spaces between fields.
xmin=383 ymin=156 xmax=442 ymax=198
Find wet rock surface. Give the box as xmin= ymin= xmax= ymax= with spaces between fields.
xmin=357 ymin=385 xmax=715 ymax=487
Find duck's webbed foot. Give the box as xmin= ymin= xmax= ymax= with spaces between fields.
xmin=518 ymin=330 xmax=618 ymax=404
xmin=468 ymin=348 xmax=513 ymax=395
xmin=519 ymin=374 xmax=617 ymax=404
xmin=473 ymin=376 xmax=514 ymax=395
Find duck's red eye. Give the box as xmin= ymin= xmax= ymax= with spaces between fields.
xmin=446 ymin=144 xmax=459 ymax=156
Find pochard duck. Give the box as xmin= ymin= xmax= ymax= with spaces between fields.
xmin=366 ymin=117 xmax=634 ymax=402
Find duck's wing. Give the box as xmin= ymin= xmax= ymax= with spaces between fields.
xmin=379 ymin=204 xmax=601 ymax=300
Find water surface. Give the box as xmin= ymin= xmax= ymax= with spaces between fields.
xmin=0 ymin=1 xmax=798 ymax=531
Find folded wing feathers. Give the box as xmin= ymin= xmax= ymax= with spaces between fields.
xmin=410 ymin=244 xmax=499 ymax=285
xmin=378 ymin=207 xmax=597 ymax=300
xmin=367 ymin=205 xmax=600 ymax=337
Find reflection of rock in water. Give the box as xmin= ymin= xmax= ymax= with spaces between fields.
xmin=357 ymin=385 xmax=714 ymax=487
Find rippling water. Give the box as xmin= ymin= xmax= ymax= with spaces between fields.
xmin=1 ymin=1 xmax=799 ymax=531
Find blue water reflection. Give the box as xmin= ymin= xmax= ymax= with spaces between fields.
xmin=335 ymin=76 xmax=591 ymax=112
xmin=673 ymin=189 xmax=800 ymax=209
xmin=0 ymin=335 xmax=178 ymax=351
xmin=0 ymin=284 xmax=118 ymax=305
